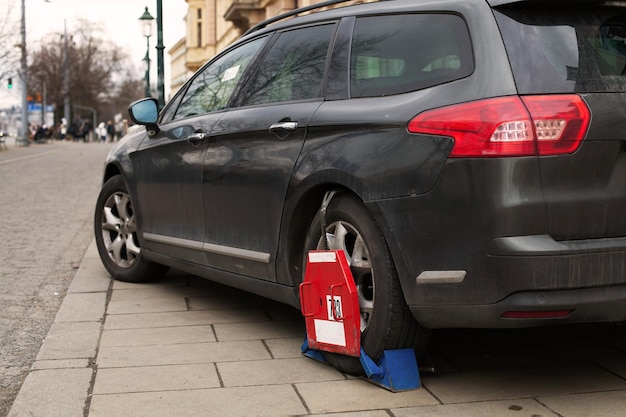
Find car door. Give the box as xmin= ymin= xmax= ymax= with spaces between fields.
xmin=201 ymin=23 xmax=337 ymax=280
xmin=132 ymin=36 xmax=267 ymax=264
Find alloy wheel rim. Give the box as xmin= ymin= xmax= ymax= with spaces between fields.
xmin=101 ymin=192 xmax=140 ymax=268
xmin=319 ymin=220 xmax=374 ymax=332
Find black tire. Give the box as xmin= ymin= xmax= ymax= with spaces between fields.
xmin=94 ymin=175 xmax=168 ymax=282
xmin=303 ymin=192 xmax=429 ymax=375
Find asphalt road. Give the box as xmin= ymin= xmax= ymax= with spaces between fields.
xmin=0 ymin=140 xmax=112 ymax=417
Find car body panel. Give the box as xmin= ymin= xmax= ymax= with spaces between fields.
xmin=132 ymin=113 xmax=223 ymax=265
xmin=201 ymin=101 xmax=322 ymax=280
xmin=539 ymin=93 xmax=626 ymax=240
xmin=99 ymin=0 xmax=626 ymax=332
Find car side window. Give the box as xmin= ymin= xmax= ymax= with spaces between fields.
xmin=172 ymin=36 xmax=267 ymax=120
xmin=350 ymin=14 xmax=473 ymax=98
xmin=160 ymin=91 xmax=183 ymax=124
xmin=236 ymin=24 xmax=335 ymax=106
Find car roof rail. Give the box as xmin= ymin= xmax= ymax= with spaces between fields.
xmin=244 ymin=0 xmax=371 ymax=35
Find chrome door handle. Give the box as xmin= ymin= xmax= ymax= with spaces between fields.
xmin=269 ymin=121 xmax=298 ymax=132
xmin=187 ymin=132 xmax=208 ymax=141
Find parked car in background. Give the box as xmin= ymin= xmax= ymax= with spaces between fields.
xmin=95 ymin=0 xmax=626 ymax=374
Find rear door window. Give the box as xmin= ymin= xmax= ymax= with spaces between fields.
xmin=350 ymin=14 xmax=473 ymax=98
xmin=494 ymin=6 xmax=626 ymax=93
xmin=236 ymin=24 xmax=335 ymax=106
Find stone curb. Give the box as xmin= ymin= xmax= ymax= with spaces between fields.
xmin=8 ymin=241 xmax=110 ymax=417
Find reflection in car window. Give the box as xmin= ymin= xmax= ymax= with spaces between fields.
xmin=160 ymin=91 xmax=184 ymax=124
xmin=237 ymin=24 xmax=335 ymax=106
xmin=173 ymin=36 xmax=267 ymax=120
xmin=495 ymin=7 xmax=626 ymax=93
xmin=350 ymin=14 xmax=473 ymax=98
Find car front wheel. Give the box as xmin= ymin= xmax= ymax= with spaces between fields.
xmin=94 ymin=175 xmax=167 ymax=282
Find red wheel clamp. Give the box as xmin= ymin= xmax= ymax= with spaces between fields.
xmin=299 ymin=250 xmax=421 ymax=392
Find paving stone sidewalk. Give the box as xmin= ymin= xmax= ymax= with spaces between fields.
xmin=7 ymin=243 xmax=626 ymax=416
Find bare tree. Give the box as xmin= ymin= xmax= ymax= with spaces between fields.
xmin=27 ymin=18 xmax=143 ymax=127
xmin=0 ymin=2 xmax=21 ymax=83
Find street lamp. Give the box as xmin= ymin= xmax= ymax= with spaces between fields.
xmin=139 ymin=6 xmax=155 ymax=97
xmin=156 ymin=0 xmax=165 ymax=108
xmin=19 ymin=0 xmax=28 ymax=145
xmin=43 ymin=1 xmax=71 ymax=132
xmin=62 ymin=18 xmax=71 ymax=128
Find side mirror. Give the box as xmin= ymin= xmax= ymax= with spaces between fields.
xmin=128 ymin=98 xmax=160 ymax=136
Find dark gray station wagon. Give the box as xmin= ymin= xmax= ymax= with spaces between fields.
xmin=95 ymin=0 xmax=626 ymax=374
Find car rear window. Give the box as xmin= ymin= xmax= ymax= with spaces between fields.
xmin=350 ymin=14 xmax=473 ymax=98
xmin=494 ymin=6 xmax=626 ymax=93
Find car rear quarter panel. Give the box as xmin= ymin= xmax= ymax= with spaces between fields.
xmin=368 ymin=157 xmax=548 ymax=308
xmin=279 ymin=0 xmax=519 ymax=288
xmin=292 ymin=0 xmax=518 ymax=197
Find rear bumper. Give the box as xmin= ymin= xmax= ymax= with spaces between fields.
xmin=411 ymin=284 xmax=626 ymax=328
xmin=369 ymin=190 xmax=626 ymax=329
xmin=367 ymin=156 xmax=626 ymax=330
xmin=406 ymin=235 xmax=626 ymax=328
xmin=371 ymin=193 xmax=626 ymax=306
xmin=411 ymin=234 xmax=626 ymax=328
xmin=489 ymin=234 xmax=626 ymax=256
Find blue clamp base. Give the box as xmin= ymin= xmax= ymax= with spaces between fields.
xmin=301 ymin=337 xmax=421 ymax=392
xmin=301 ymin=337 xmax=327 ymax=363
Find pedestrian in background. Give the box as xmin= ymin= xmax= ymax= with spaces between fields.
xmin=97 ymin=121 xmax=107 ymax=143
xmin=58 ymin=117 xmax=68 ymax=140
xmin=106 ymin=120 xmax=115 ymax=142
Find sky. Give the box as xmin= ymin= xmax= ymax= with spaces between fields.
xmin=0 ymin=0 xmax=188 ymax=106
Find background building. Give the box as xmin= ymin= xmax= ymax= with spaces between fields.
xmin=169 ymin=0 xmax=367 ymax=96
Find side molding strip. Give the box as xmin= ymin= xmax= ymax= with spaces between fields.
xmin=143 ymin=233 xmax=271 ymax=263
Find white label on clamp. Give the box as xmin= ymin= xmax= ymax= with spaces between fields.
xmin=314 ymin=319 xmax=346 ymax=347
xmin=308 ymin=251 xmax=337 ymax=263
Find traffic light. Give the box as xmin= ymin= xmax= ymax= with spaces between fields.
xmin=7 ymin=78 xmax=12 ymax=89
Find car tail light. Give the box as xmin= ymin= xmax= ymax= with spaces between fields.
xmin=407 ymin=95 xmax=590 ymax=157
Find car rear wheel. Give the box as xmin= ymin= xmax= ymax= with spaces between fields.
xmin=94 ymin=175 xmax=167 ymax=282
xmin=303 ymin=192 xmax=428 ymax=375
